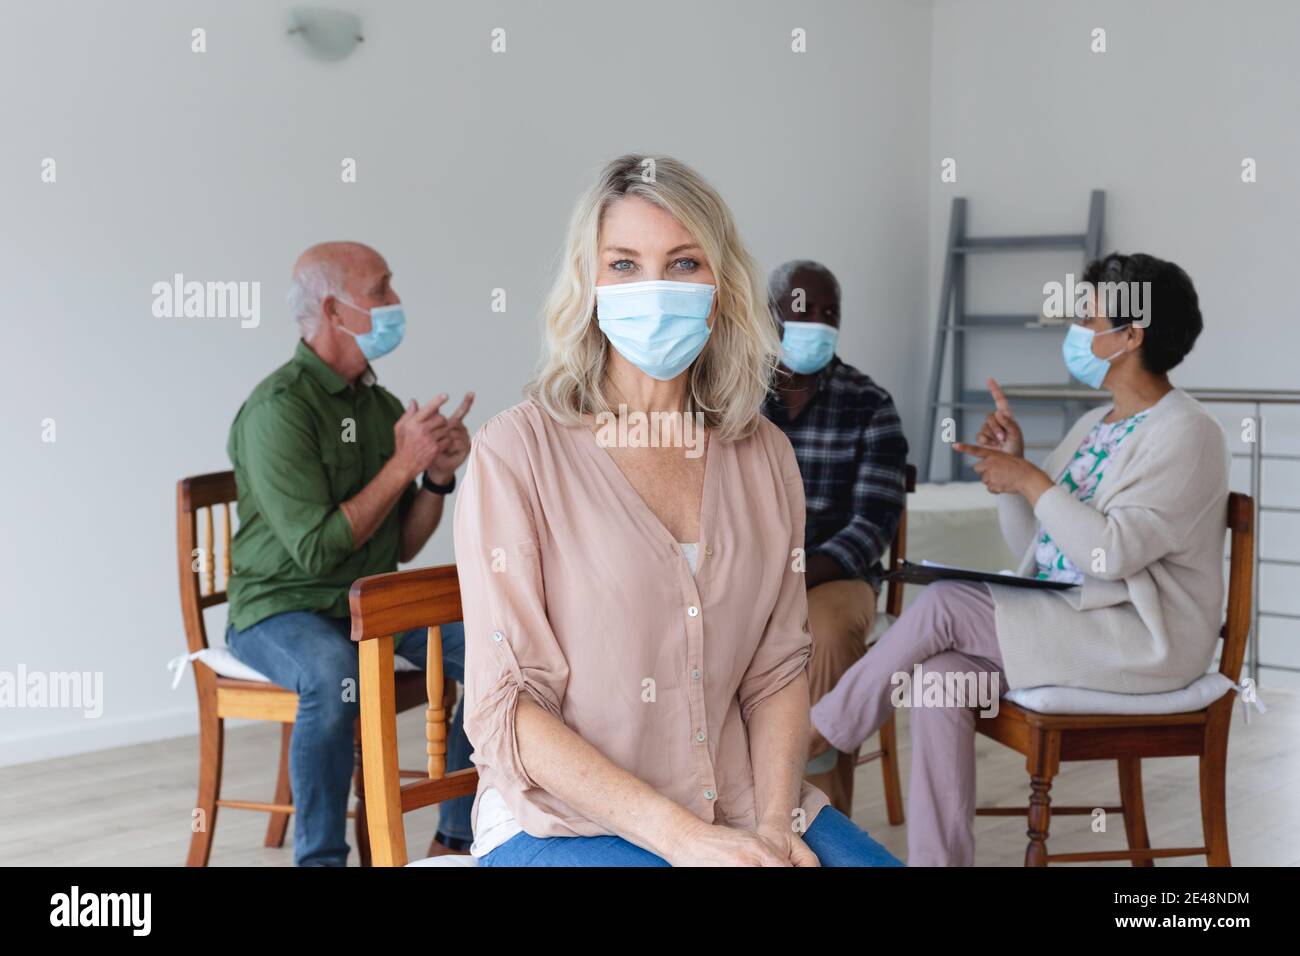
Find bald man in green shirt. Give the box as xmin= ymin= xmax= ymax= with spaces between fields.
xmin=225 ymin=242 xmax=475 ymax=865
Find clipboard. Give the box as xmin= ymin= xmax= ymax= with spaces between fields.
xmin=884 ymin=559 xmax=1077 ymax=591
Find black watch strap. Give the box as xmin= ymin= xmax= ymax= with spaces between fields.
xmin=421 ymin=472 xmax=456 ymax=496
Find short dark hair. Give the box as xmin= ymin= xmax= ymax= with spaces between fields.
xmin=1081 ymin=252 xmax=1203 ymax=375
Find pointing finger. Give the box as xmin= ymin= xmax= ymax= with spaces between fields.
xmin=988 ymin=378 xmax=1011 ymax=415
xmin=414 ymin=395 xmax=449 ymax=421
xmin=448 ymin=392 xmax=476 ymax=425
xmin=953 ymin=441 xmax=998 ymax=459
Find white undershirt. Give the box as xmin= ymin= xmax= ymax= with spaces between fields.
xmin=678 ymin=542 xmax=699 ymax=575
xmin=469 ymin=785 xmax=523 ymax=859
xmin=468 ymin=542 xmax=701 ymax=860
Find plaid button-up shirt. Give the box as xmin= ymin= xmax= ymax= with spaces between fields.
xmin=762 ymin=357 xmax=908 ymax=590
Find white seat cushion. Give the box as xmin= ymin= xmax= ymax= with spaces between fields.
xmin=194 ymin=646 xmax=273 ymax=683
xmin=1004 ymin=672 xmax=1235 ymax=715
xmin=406 ymin=854 xmax=478 ymax=867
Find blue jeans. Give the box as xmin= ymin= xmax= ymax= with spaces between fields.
xmin=478 ymin=805 xmax=903 ymax=867
xmin=225 ymin=610 xmax=472 ymax=866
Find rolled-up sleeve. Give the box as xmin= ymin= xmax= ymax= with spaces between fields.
xmin=239 ymin=396 xmax=355 ymax=577
xmin=738 ymin=432 xmax=813 ymax=722
xmin=454 ymin=428 xmax=569 ymax=793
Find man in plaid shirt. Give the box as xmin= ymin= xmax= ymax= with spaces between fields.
xmin=762 ymin=260 xmax=909 ymax=815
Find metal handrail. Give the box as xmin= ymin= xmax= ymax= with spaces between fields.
xmin=998 ymin=384 xmax=1300 ymax=685
xmin=998 ymin=385 xmax=1300 ymax=404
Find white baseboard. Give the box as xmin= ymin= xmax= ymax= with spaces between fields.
xmin=0 ymin=705 xmax=204 ymax=768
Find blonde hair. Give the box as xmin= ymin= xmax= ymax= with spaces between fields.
xmin=526 ymin=154 xmax=778 ymax=442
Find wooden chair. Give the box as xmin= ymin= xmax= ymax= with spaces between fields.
xmin=351 ymin=564 xmax=478 ymax=866
xmin=973 ymin=492 xmax=1254 ymax=866
xmin=176 ymin=470 xmax=427 ymax=866
xmin=852 ymin=462 xmax=917 ymax=826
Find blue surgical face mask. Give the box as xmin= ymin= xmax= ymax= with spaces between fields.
xmin=1062 ymin=322 xmax=1130 ymax=389
xmin=780 ymin=321 xmax=838 ymax=374
xmin=337 ymin=299 xmax=406 ymax=360
xmin=595 ymin=280 xmax=715 ymax=381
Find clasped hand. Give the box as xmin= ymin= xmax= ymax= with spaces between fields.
xmin=664 ymin=816 xmax=820 ymax=867
xmin=393 ymin=392 xmax=475 ymax=485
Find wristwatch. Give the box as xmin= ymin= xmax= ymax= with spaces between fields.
xmin=421 ymin=472 xmax=456 ymax=496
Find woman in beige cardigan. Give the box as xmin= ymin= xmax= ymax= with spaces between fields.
xmin=811 ymin=252 xmax=1229 ymax=865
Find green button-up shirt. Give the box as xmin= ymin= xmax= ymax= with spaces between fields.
xmin=226 ymin=340 xmax=417 ymax=631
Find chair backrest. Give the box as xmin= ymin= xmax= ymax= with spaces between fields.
xmin=176 ymin=471 xmax=238 ymax=655
xmin=350 ymin=564 xmax=477 ymax=867
xmin=1219 ymin=491 xmax=1255 ymax=684
xmin=883 ymin=463 xmax=918 ymax=619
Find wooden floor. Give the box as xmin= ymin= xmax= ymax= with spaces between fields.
xmin=2 ymin=689 xmax=1296 ymax=866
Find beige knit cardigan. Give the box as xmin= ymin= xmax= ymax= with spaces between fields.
xmin=990 ymin=388 xmax=1230 ymax=693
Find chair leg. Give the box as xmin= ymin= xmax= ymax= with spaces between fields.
xmin=1199 ymin=737 xmax=1231 ymax=866
xmin=187 ymin=706 xmax=223 ymax=867
xmin=264 ymin=722 xmax=293 ymax=848
xmin=1116 ymin=757 xmax=1153 ymax=867
xmin=1024 ymin=729 xmax=1059 ymax=867
xmin=1025 ymin=773 xmax=1056 ymax=867
xmin=878 ymin=715 xmax=905 ymax=826
xmin=353 ymin=724 xmax=372 ymax=868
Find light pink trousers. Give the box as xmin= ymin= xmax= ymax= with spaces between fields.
xmin=810 ymin=581 xmax=1004 ymax=866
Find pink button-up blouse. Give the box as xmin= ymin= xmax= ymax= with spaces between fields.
xmin=453 ymin=399 xmax=830 ymax=841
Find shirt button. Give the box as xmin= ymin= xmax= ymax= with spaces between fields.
xmin=705 ymin=545 xmax=714 ymax=556
xmin=695 ymin=730 xmax=706 ymax=742
xmin=691 ymin=668 xmax=702 ymax=680
xmin=704 ymin=789 xmax=716 ymax=801
xmin=491 ymin=631 xmax=503 ymax=643
xmin=687 ymin=606 xmax=699 ymax=618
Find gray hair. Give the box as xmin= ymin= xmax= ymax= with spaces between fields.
xmin=767 ymin=259 xmax=841 ymax=314
xmin=288 ymin=258 xmax=346 ymax=337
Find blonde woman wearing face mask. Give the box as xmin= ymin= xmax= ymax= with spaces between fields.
xmin=453 ymin=155 xmax=901 ymax=867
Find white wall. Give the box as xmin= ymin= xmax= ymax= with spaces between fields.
xmin=0 ymin=0 xmax=933 ymax=764
xmin=11 ymin=0 xmax=1294 ymax=766
xmin=924 ymin=0 xmax=1300 ymax=685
